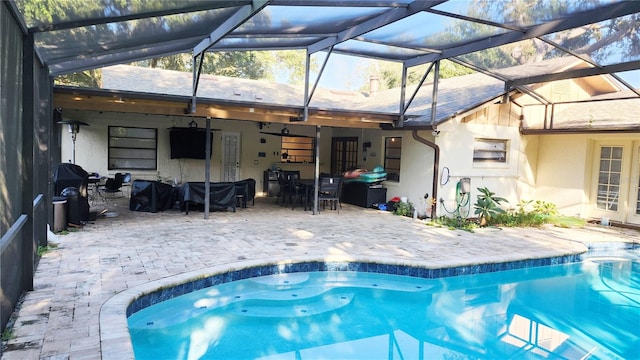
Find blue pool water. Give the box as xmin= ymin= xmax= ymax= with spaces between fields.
xmin=128 ymin=253 xmax=640 ymax=359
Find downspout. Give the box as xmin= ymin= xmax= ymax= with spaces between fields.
xmin=412 ymin=130 xmax=439 ymax=218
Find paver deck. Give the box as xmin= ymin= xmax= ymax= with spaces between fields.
xmin=2 ymin=195 xmax=638 ymax=359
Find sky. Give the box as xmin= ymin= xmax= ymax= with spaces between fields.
xmin=313 ymin=53 xmax=373 ymax=92
xmin=311 ymin=54 xmax=640 ymax=92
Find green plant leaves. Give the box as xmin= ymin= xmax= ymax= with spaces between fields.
xmin=473 ymin=187 xmax=508 ymax=225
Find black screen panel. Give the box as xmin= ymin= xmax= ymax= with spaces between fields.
xmin=170 ymin=129 xmax=213 ymax=159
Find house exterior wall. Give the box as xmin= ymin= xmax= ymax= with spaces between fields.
xmin=381 ymin=130 xmax=436 ymax=216
xmin=532 ymin=134 xmax=590 ymax=218
xmin=429 ymin=97 xmax=640 ymax=225
xmin=61 ymin=110 xmax=333 ymax=193
xmin=434 ymin=122 xmax=531 ymax=218
xmin=378 ymin=100 xmax=541 ymax=219
xmin=60 ymin=109 xmax=435 ymax=211
xmin=427 ymin=101 xmax=535 ymax=217
xmin=534 ymin=134 xmax=640 ymax=224
xmin=461 ymin=102 xmax=520 ymax=127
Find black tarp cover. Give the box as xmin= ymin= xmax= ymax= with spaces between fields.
xmin=52 ymin=163 xmax=90 ymax=224
xmin=129 ymin=180 xmax=176 ymax=213
xmin=179 ymin=182 xmax=236 ymax=212
xmin=53 ymin=163 xmax=88 ymax=197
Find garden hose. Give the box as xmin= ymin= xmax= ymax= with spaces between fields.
xmin=441 ymin=180 xmax=471 ymax=218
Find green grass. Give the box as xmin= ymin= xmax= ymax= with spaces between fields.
xmin=36 ymin=245 xmax=49 ymax=257
xmin=427 ymin=216 xmax=478 ymax=232
xmin=2 ymin=329 xmax=15 ymax=341
xmin=37 ymin=244 xmax=58 ymax=257
xmin=547 ymin=215 xmax=587 ymax=228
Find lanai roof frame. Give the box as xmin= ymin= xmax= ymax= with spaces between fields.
xmin=9 ymin=0 xmax=640 ymax=128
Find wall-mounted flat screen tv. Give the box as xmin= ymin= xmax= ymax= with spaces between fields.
xmin=170 ymin=128 xmax=213 ymax=159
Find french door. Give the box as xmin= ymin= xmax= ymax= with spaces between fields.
xmin=330 ymin=137 xmax=358 ymax=175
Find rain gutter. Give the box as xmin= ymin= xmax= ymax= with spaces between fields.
xmin=412 ymin=130 xmax=439 ymax=218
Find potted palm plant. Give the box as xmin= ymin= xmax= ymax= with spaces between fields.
xmin=473 ymin=187 xmax=508 ymax=226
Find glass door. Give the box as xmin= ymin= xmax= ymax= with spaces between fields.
xmin=330 ymin=137 xmax=358 ymax=175
xmin=590 ymin=141 xmax=631 ymax=223
xmin=595 ymin=145 xmax=623 ymax=212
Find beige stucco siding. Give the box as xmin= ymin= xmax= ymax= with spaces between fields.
xmin=434 ymin=123 xmax=525 ymax=216
xmin=534 ymin=134 xmax=640 ymax=224
xmin=381 ymin=130 xmax=436 ymax=216
xmin=533 ymin=135 xmax=590 ymax=218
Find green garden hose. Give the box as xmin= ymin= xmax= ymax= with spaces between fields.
xmin=441 ymin=179 xmax=471 ymax=218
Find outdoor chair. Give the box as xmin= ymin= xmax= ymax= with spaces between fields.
xmin=121 ymin=172 xmax=132 ymax=197
xmin=318 ymin=176 xmax=342 ymax=213
xmin=288 ymin=176 xmax=308 ymax=210
xmin=102 ymin=173 xmax=124 ymax=199
xmin=276 ymin=173 xmax=290 ymax=206
xmin=235 ymin=179 xmax=256 ymax=208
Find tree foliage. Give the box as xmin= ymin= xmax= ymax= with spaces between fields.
xmin=129 ymin=50 xmax=312 ymax=84
xmin=17 ymin=0 xmax=638 ymax=88
xmin=460 ymin=0 xmax=640 ymax=66
xmin=369 ymin=0 xmax=640 ymax=90
xmin=55 ymin=70 xmax=102 ymax=88
xmin=363 ymin=60 xmax=474 ymax=92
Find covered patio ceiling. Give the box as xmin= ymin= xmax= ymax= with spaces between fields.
xmin=9 ymin=0 xmax=640 ymax=128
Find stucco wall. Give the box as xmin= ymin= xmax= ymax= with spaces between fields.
xmin=435 ymin=123 xmax=527 ymax=217
xmin=533 ymin=135 xmax=590 ymax=217
xmin=382 ymin=130 xmax=435 ymax=216
xmin=534 ymin=134 xmax=640 ymax=223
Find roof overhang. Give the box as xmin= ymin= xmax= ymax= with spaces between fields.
xmin=53 ymin=86 xmax=398 ymax=129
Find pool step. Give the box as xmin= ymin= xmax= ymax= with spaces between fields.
xmin=129 ymin=273 xmax=435 ymax=329
xmin=233 ymin=292 xmax=354 ymax=318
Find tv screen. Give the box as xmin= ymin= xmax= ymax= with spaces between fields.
xmin=170 ymin=129 xmax=213 ymax=159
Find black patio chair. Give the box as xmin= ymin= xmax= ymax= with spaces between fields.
xmin=318 ymin=176 xmax=342 ymax=213
xmin=103 ymin=173 xmax=124 ymax=198
xmin=121 ymin=172 xmax=132 ymax=197
xmin=276 ymin=173 xmax=290 ymax=206
xmin=288 ymin=176 xmax=308 ymax=210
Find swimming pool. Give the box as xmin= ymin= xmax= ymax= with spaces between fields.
xmin=127 ymin=249 xmax=639 ymax=359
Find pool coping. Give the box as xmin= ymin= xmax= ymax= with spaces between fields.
xmin=99 ymin=247 xmax=601 ymax=360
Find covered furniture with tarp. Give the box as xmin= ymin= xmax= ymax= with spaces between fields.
xmin=129 ymin=180 xmax=177 ymax=213
xmin=52 ymin=163 xmax=90 ymax=225
xmin=179 ymin=182 xmax=237 ymax=214
xmin=235 ymin=178 xmax=256 ymax=208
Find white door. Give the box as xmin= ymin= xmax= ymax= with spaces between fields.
xmin=221 ymin=132 xmax=240 ymax=182
xmin=590 ymin=141 xmax=632 ymax=223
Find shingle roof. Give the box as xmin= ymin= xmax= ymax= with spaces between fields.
xmin=101 ymin=65 xmax=369 ymax=111
xmin=101 ymin=65 xmax=505 ymax=127
xmin=552 ymin=91 xmax=640 ymax=129
xmin=100 ymin=62 xmax=639 ymax=129
xmin=361 ymin=72 xmax=505 ymax=125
